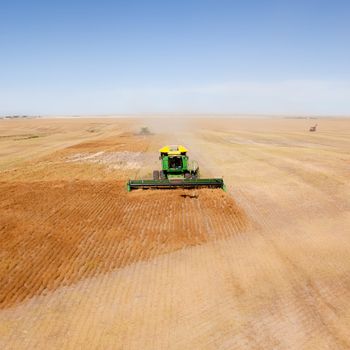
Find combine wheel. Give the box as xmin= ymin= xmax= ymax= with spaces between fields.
xmin=160 ymin=170 xmax=166 ymax=180
xmin=184 ymin=172 xmax=191 ymax=179
xmin=153 ymin=170 xmax=160 ymax=180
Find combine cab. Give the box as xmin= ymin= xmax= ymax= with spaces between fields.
xmin=127 ymin=145 xmax=225 ymax=191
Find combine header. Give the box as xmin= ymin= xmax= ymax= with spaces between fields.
xmin=127 ymin=145 xmax=225 ymax=191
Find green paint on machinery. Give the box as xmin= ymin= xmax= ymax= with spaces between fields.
xmin=127 ymin=145 xmax=225 ymax=191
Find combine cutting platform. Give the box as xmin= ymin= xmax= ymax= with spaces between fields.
xmin=127 ymin=178 xmax=224 ymax=191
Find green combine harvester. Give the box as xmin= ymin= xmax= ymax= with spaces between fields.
xmin=127 ymin=145 xmax=225 ymax=191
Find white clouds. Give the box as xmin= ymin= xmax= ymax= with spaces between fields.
xmin=1 ymin=80 xmax=350 ymax=115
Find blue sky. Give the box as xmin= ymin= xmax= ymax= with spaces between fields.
xmin=1 ymin=0 xmax=350 ymax=115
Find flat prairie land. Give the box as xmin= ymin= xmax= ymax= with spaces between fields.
xmin=0 ymin=117 xmax=350 ymax=349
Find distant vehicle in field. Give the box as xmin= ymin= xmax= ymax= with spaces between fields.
xmin=139 ymin=127 xmax=152 ymax=135
xmin=309 ymin=124 xmax=318 ymax=132
xmin=127 ymin=145 xmax=225 ymax=191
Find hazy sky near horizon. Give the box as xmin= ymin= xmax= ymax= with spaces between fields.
xmin=1 ymin=0 xmax=350 ymax=115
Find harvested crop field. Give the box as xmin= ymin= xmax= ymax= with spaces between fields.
xmin=0 ymin=181 xmax=246 ymax=309
xmin=0 ymin=117 xmax=350 ymax=349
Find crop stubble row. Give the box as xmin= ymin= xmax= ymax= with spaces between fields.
xmin=0 ymin=180 xmax=247 ymax=308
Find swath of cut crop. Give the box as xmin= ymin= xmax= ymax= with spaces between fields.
xmin=0 ymin=181 xmax=247 ymax=309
